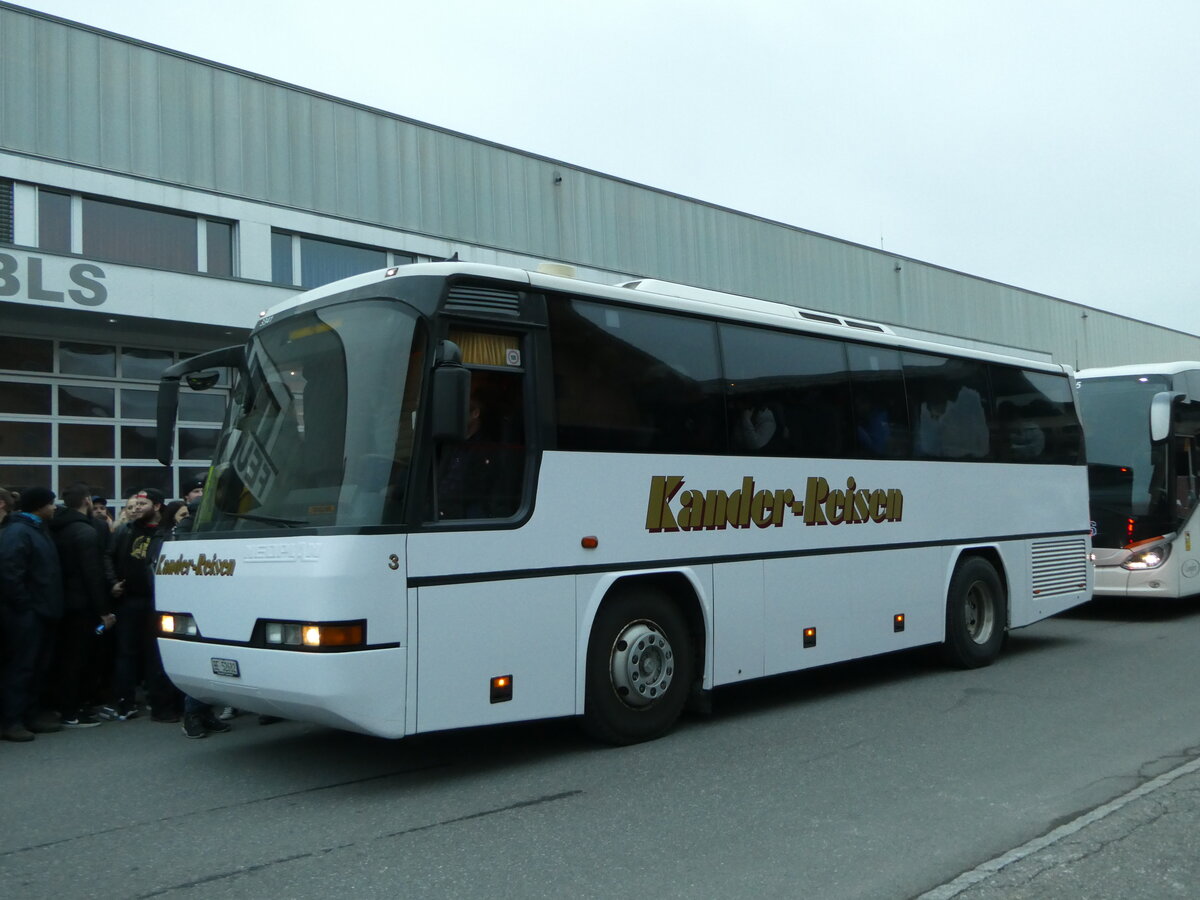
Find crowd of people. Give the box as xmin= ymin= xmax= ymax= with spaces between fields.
xmin=0 ymin=479 xmax=248 ymax=743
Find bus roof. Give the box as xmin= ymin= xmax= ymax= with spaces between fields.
xmin=1077 ymin=361 xmax=1200 ymax=379
xmin=262 ymin=262 xmax=1072 ymax=375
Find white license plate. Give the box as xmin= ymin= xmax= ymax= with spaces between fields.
xmin=211 ymin=657 xmax=240 ymax=677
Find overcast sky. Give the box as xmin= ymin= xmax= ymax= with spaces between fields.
xmin=15 ymin=0 xmax=1200 ymax=333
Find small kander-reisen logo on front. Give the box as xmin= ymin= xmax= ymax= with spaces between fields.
xmin=645 ymin=475 xmax=904 ymax=533
xmin=156 ymin=553 xmax=237 ymax=576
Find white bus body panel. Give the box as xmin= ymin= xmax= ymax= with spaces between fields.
xmin=160 ymin=453 xmax=1090 ymax=739
xmin=157 ymin=534 xmax=408 ymax=737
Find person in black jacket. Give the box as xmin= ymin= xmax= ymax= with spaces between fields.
xmin=51 ymin=484 xmax=116 ymax=728
xmin=0 ymin=486 xmax=64 ymax=742
xmin=103 ymin=487 xmax=182 ymax=722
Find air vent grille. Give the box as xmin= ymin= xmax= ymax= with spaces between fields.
xmin=845 ymin=320 xmax=886 ymax=332
xmin=800 ymin=312 xmax=842 ymax=325
xmin=1031 ymin=537 xmax=1089 ymax=596
xmin=0 ymin=179 xmax=12 ymax=245
xmin=445 ymin=286 xmax=521 ymax=316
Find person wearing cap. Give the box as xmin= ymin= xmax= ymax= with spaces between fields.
xmin=182 ymin=479 xmax=204 ymax=505
xmin=0 ymin=486 xmax=65 ymax=742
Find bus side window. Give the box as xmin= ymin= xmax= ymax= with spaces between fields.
xmin=847 ymin=344 xmax=910 ymax=459
xmin=434 ymin=333 xmax=527 ymax=522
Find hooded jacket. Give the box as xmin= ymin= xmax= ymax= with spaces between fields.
xmin=106 ymin=518 xmax=166 ymax=599
xmin=51 ymin=507 xmax=108 ymax=617
xmin=0 ymin=512 xmax=64 ymax=618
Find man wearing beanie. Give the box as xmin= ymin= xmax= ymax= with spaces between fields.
xmin=0 ymin=486 xmax=65 ymax=742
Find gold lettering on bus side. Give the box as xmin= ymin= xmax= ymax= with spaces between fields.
xmin=771 ymin=489 xmax=794 ymax=527
xmin=702 ymin=490 xmax=731 ymax=529
xmin=646 ymin=475 xmax=684 ymax=532
xmin=155 ymin=553 xmax=237 ymax=576
xmin=804 ymin=477 xmax=829 ymax=526
xmin=870 ymin=489 xmax=888 ymax=523
xmin=750 ymin=489 xmax=774 ymax=528
xmin=645 ymin=475 xmax=903 ymax=534
xmin=825 ymin=488 xmax=847 ymax=525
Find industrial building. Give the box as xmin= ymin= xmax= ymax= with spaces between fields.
xmin=2 ymin=1 xmax=1197 ymax=499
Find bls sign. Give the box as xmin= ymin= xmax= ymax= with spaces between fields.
xmin=0 ymin=252 xmax=108 ymax=306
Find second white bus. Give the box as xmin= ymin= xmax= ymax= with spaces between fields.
xmin=1076 ymin=362 xmax=1200 ymax=600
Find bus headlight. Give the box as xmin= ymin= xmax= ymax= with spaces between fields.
xmin=261 ymin=620 xmax=366 ymax=649
xmin=160 ymin=613 xmax=199 ymax=636
xmin=1123 ymin=544 xmax=1170 ymax=570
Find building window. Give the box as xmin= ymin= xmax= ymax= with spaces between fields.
xmin=38 ymin=189 xmax=71 ymax=253
xmin=271 ymin=230 xmax=414 ymax=289
xmin=33 ymin=188 xmax=235 ymax=276
xmin=0 ymin=339 xmax=225 ymax=499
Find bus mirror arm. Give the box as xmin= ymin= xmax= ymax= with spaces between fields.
xmin=430 ymin=340 xmax=470 ymax=442
xmin=156 ymin=344 xmax=248 ymax=466
xmin=1150 ymin=391 xmax=1186 ymax=443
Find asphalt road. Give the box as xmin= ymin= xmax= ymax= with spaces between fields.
xmin=3 ymin=596 xmax=1200 ymax=899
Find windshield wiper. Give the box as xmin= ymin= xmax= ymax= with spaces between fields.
xmin=220 ymin=510 xmax=310 ymax=528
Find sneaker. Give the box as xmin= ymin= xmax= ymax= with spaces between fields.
xmin=217 ymin=706 xmax=237 ymax=721
xmin=2 ymin=725 xmax=36 ymax=742
xmin=116 ymin=703 xmax=140 ymax=721
xmin=62 ymin=712 xmax=103 ymax=728
xmin=181 ymin=714 xmax=208 ymax=739
xmin=97 ymin=705 xmax=120 ymax=721
xmin=200 ymin=712 xmax=231 ymax=734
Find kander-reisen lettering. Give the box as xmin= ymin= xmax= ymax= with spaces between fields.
xmin=156 ymin=554 xmax=237 ymax=576
xmin=645 ymin=475 xmax=904 ymax=532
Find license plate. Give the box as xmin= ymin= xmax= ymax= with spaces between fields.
xmin=211 ymin=657 xmax=240 ymax=677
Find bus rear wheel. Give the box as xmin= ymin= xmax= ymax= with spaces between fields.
xmin=940 ymin=556 xmax=1006 ymax=669
xmin=582 ymin=586 xmax=694 ymax=745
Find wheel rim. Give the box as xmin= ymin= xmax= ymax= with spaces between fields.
xmin=964 ymin=580 xmax=996 ymax=644
xmin=609 ymin=620 xmax=675 ymax=708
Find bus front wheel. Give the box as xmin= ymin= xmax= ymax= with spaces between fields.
xmin=941 ymin=556 xmax=1006 ymax=669
xmin=582 ymin=586 xmax=694 ymax=745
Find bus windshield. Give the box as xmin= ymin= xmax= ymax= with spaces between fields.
xmin=1076 ymin=374 xmax=1173 ymax=547
xmin=194 ymin=299 xmax=426 ymax=532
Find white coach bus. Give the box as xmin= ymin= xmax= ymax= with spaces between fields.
xmin=155 ymin=262 xmax=1091 ymax=744
xmin=1076 ymin=362 xmax=1200 ymax=600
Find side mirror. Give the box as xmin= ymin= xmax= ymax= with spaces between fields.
xmin=185 ymin=371 xmax=221 ymax=392
xmin=1150 ymin=391 xmax=1185 ymax=443
xmin=430 ymin=340 xmax=470 ymax=442
xmin=157 ymin=345 xmax=246 ymax=466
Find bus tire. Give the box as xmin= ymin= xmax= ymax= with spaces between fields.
xmin=940 ymin=556 xmax=1006 ymax=669
xmin=582 ymin=586 xmax=694 ymax=745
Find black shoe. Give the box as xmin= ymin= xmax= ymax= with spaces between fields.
xmin=258 ymin=714 xmax=283 ymax=725
xmin=2 ymin=725 xmax=35 ymax=742
xmin=62 ymin=712 xmax=103 ymax=728
xmin=200 ymin=712 xmax=231 ymax=734
xmin=151 ymin=710 xmax=181 ymax=723
xmin=28 ymin=717 xmax=62 ymax=734
xmin=181 ymin=714 xmax=208 ymax=739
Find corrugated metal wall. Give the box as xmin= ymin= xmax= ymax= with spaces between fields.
xmin=2 ymin=3 xmax=1196 ymax=367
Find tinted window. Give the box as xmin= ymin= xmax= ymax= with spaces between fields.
xmin=721 ymin=324 xmax=851 ymax=457
xmin=1 ymin=382 xmax=51 ymax=415
xmin=847 ymin=344 xmax=910 ymax=458
xmin=271 ymin=231 xmax=293 ymax=285
xmin=991 ymin=366 xmax=1082 ymax=464
xmin=38 ymin=190 xmax=71 ymax=253
xmin=299 ymin=236 xmax=385 ymax=289
xmin=550 ymin=297 xmax=724 ymax=454
xmin=903 ymin=352 xmax=992 ymax=460
xmin=206 ymin=220 xmax=233 ymax=277
xmin=60 ymin=343 xmax=115 ymax=377
xmin=58 ymin=385 xmax=114 ymax=418
xmin=82 ymin=198 xmax=197 ymax=273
